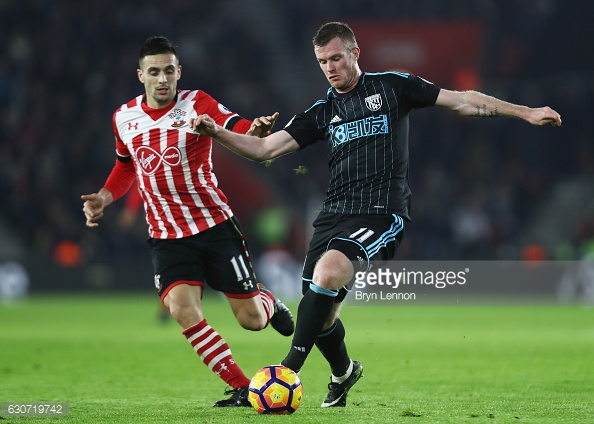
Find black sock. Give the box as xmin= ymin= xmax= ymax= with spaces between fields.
xmin=315 ymin=318 xmax=351 ymax=377
xmin=281 ymin=287 xmax=337 ymax=372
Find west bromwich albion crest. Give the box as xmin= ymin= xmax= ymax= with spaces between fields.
xmin=365 ymin=94 xmax=382 ymax=111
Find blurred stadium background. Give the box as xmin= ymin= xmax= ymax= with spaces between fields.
xmin=1 ymin=0 xmax=593 ymax=299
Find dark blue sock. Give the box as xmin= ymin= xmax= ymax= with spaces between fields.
xmin=315 ymin=318 xmax=351 ymax=377
xmin=281 ymin=284 xmax=337 ymax=372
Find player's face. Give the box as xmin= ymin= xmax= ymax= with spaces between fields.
xmin=315 ymin=37 xmax=361 ymax=93
xmin=137 ymin=54 xmax=181 ymax=109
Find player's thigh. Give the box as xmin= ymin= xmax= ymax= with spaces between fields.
xmin=202 ymin=217 xmax=260 ymax=298
xmin=148 ymin=237 xmax=206 ymax=301
xmin=164 ymin=283 xmax=203 ymax=308
xmin=326 ymin=213 xmax=405 ymax=266
xmin=312 ymin=249 xmax=354 ymax=291
xmin=302 ymin=213 xmax=405 ymax=299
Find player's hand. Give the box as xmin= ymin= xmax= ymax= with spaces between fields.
xmin=189 ymin=114 xmax=218 ymax=136
xmin=81 ymin=193 xmax=106 ymax=227
xmin=247 ymin=112 xmax=280 ymax=137
xmin=528 ymin=106 xmax=562 ymax=127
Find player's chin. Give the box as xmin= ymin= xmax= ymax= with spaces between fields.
xmin=329 ymin=80 xmax=345 ymax=90
xmin=157 ymin=94 xmax=172 ymax=102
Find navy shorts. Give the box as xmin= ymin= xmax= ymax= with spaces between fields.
xmin=148 ymin=217 xmax=260 ymax=300
xmin=302 ymin=213 xmax=405 ymax=302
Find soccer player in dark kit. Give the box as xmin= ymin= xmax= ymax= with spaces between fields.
xmin=190 ymin=22 xmax=562 ymax=407
xmin=81 ymin=36 xmax=294 ymax=407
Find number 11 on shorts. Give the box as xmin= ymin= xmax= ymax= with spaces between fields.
xmin=350 ymin=228 xmax=375 ymax=243
xmin=230 ymin=255 xmax=250 ymax=281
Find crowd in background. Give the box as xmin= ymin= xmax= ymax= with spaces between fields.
xmin=1 ymin=0 xmax=593 ymax=285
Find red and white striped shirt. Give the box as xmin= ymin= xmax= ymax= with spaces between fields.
xmin=111 ymin=89 xmax=252 ymax=239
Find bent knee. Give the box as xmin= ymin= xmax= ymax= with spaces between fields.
xmin=313 ymin=252 xmax=354 ymax=290
xmin=167 ymin=302 xmax=203 ymax=327
xmin=313 ymin=268 xmax=349 ymax=291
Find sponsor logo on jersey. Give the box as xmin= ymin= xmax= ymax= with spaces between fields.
xmin=330 ymin=115 xmax=342 ymax=123
xmin=365 ymin=93 xmax=382 ymax=111
xmin=168 ymin=108 xmax=187 ymax=128
xmin=136 ymin=145 xmax=182 ymax=175
xmin=329 ymin=114 xmax=389 ymax=147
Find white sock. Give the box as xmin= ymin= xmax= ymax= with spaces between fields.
xmin=331 ymin=360 xmax=353 ymax=384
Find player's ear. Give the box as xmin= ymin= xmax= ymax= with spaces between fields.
xmin=352 ymin=46 xmax=360 ymax=61
xmin=177 ymin=65 xmax=182 ymax=80
xmin=137 ymin=69 xmax=144 ymax=83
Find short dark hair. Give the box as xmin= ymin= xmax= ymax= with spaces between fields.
xmin=138 ymin=36 xmax=178 ymax=65
xmin=312 ymin=22 xmax=358 ymax=51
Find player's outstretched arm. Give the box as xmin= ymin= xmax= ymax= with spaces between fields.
xmin=435 ymin=89 xmax=562 ymax=126
xmin=81 ymin=188 xmax=114 ymax=228
xmin=190 ymin=114 xmax=299 ymax=162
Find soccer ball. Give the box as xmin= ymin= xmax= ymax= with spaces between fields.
xmin=248 ymin=365 xmax=303 ymax=414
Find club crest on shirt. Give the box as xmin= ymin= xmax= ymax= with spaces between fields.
xmin=365 ymin=93 xmax=382 ymax=111
xmin=169 ymin=108 xmax=187 ymax=128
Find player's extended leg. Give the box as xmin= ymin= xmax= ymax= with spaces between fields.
xmin=281 ymin=249 xmax=353 ymax=373
xmin=163 ymin=284 xmax=251 ymax=407
xmin=218 ymin=216 xmax=294 ymax=337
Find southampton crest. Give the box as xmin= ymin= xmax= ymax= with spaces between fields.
xmin=169 ymin=108 xmax=187 ymax=128
xmin=365 ymin=94 xmax=382 ymax=111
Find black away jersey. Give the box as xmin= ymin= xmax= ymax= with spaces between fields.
xmin=284 ymin=72 xmax=440 ymax=220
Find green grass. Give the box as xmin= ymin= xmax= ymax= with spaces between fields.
xmin=1 ymin=293 xmax=593 ymax=423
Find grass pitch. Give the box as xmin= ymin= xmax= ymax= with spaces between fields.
xmin=0 ymin=293 xmax=592 ymax=423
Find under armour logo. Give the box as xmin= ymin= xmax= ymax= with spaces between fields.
xmin=293 ymin=346 xmax=306 ymax=352
xmin=136 ymin=145 xmax=181 ymax=175
xmin=243 ymin=281 xmax=253 ymax=291
xmin=128 ymin=122 xmax=139 ymax=130
xmin=214 ymin=361 xmax=229 ymax=376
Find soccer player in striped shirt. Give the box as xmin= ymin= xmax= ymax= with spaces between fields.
xmin=81 ymin=36 xmax=294 ymax=407
xmin=191 ymin=22 xmax=562 ymax=407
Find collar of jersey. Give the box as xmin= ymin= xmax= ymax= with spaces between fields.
xmin=141 ymin=93 xmax=178 ymax=121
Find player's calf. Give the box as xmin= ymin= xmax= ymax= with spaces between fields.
xmin=258 ymin=283 xmax=295 ymax=336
